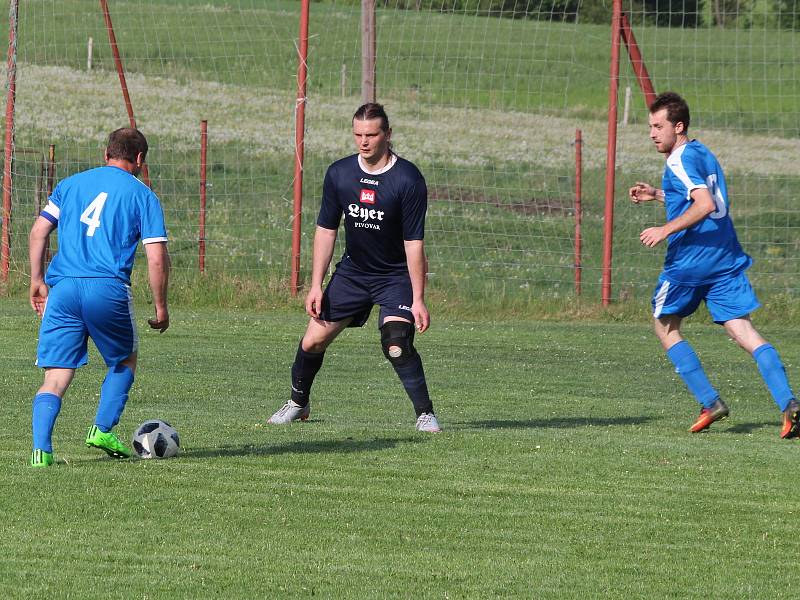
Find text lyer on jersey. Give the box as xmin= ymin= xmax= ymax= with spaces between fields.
xmin=348 ymin=203 xmax=384 ymax=222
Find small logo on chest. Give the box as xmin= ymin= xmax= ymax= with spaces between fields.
xmin=360 ymin=189 xmax=376 ymax=204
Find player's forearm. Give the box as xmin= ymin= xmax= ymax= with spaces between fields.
xmin=404 ymin=240 xmax=426 ymax=302
xmin=149 ymin=267 xmax=169 ymax=311
xmin=663 ymin=201 xmax=714 ymax=237
xmin=310 ymin=227 xmax=337 ymax=288
xmin=29 ymin=234 xmax=47 ymax=282
xmin=28 ymin=217 xmax=54 ymax=281
xmin=146 ymin=244 xmax=170 ymax=310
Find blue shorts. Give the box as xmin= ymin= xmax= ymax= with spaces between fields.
xmin=37 ymin=277 xmax=138 ymax=368
xmin=320 ymin=261 xmax=414 ymax=327
xmin=651 ymin=271 xmax=760 ymax=324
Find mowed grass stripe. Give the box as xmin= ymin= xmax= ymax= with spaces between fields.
xmin=2 ymin=300 xmax=800 ymax=597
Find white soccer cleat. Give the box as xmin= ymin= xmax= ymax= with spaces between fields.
xmin=415 ymin=412 xmax=442 ymax=433
xmin=267 ymin=400 xmax=311 ymax=424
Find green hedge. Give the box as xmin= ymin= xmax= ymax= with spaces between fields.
xmin=315 ymin=0 xmax=799 ymax=29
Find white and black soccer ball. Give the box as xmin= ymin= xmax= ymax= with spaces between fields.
xmin=132 ymin=419 xmax=180 ymax=459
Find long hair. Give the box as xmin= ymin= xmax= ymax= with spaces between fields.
xmin=353 ymin=103 xmax=392 ymax=152
xmin=353 ymin=102 xmax=390 ymax=132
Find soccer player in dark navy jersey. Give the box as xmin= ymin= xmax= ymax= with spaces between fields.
xmin=268 ymin=103 xmax=441 ymax=432
xmin=28 ymin=128 xmax=171 ymax=466
xmin=629 ymin=92 xmax=798 ymax=438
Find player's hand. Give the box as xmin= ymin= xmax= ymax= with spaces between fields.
xmin=629 ymin=182 xmax=657 ymax=204
xmin=640 ymin=226 xmax=668 ymax=248
xmin=148 ymin=306 xmax=169 ymax=333
xmin=411 ymin=300 xmax=430 ymax=334
xmin=29 ymin=279 xmax=48 ymax=317
xmin=305 ymin=286 xmax=324 ymax=319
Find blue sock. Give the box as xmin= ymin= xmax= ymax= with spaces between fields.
xmin=666 ymin=341 xmax=719 ymax=408
xmin=753 ymin=344 xmax=795 ymax=411
xmin=94 ymin=364 xmax=135 ymax=432
xmin=32 ymin=392 xmax=62 ymax=453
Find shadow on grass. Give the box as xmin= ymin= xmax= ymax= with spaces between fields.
xmin=723 ymin=421 xmax=774 ymax=434
xmin=457 ymin=416 xmax=653 ymax=430
xmin=184 ymin=436 xmax=422 ymax=459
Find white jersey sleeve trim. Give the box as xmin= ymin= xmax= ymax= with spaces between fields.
xmin=142 ymin=236 xmax=168 ymax=245
xmin=667 ymin=144 xmax=707 ymax=200
xmin=42 ymin=201 xmax=60 ymax=220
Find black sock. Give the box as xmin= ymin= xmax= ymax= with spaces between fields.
xmin=391 ymin=353 xmax=433 ymax=417
xmin=290 ymin=343 xmax=324 ymax=407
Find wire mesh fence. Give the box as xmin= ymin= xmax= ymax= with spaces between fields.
xmin=1 ymin=0 xmax=798 ymax=306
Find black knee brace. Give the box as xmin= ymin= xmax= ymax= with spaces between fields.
xmin=380 ymin=321 xmax=417 ymax=366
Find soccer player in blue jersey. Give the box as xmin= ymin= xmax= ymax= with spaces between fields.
xmin=28 ymin=128 xmax=170 ymax=467
xmin=268 ymin=103 xmax=441 ymax=432
xmin=629 ymin=92 xmax=799 ymax=437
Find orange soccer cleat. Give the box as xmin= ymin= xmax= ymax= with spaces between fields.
xmin=689 ymin=399 xmax=729 ymax=433
xmin=780 ymin=400 xmax=800 ymax=439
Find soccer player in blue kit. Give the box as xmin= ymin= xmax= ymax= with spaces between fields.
xmin=268 ymin=103 xmax=441 ymax=432
xmin=28 ymin=128 xmax=170 ymax=466
xmin=629 ymin=92 xmax=799 ymax=437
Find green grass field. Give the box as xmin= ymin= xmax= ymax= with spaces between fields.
xmin=3 ymin=3 xmax=800 ymax=598
xmin=3 ymin=297 xmax=800 ymax=597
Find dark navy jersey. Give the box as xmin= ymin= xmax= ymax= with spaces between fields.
xmin=317 ymin=153 xmax=427 ymax=274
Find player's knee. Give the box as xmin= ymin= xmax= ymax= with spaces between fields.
xmin=380 ymin=321 xmax=417 ymax=366
xmin=302 ymin=335 xmax=331 ymax=354
xmin=119 ymin=353 xmax=137 ymax=374
xmin=40 ymin=367 xmax=75 ymax=397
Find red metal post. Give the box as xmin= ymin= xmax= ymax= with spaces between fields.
xmin=1 ymin=0 xmax=19 ymax=283
xmin=290 ymin=0 xmax=311 ymax=296
xmin=601 ymin=0 xmax=622 ymax=306
xmin=99 ymin=0 xmax=151 ymax=188
xmin=620 ymin=13 xmax=656 ymax=108
xmin=574 ymin=129 xmax=582 ymax=296
xmin=199 ymin=120 xmax=208 ymax=274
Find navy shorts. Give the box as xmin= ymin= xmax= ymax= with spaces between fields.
xmin=651 ymin=271 xmax=760 ymax=324
xmin=320 ymin=262 xmax=414 ymax=327
xmin=37 ymin=277 xmax=138 ymax=368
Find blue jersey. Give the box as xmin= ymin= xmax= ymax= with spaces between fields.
xmin=317 ymin=153 xmax=427 ymax=275
xmin=660 ymin=140 xmax=751 ymax=286
xmin=40 ymin=165 xmax=168 ymax=285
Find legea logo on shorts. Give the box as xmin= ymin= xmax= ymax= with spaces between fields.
xmin=360 ymin=189 xmax=376 ymax=204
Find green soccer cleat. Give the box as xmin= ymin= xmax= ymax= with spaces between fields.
xmin=31 ymin=449 xmax=54 ymax=468
xmin=85 ymin=425 xmax=132 ymax=458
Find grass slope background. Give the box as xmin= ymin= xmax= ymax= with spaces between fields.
xmin=1 ymin=0 xmax=799 ymax=307
xmin=2 ymin=298 xmax=800 ymax=597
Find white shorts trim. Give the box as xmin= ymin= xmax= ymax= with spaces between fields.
xmin=126 ymin=285 xmax=139 ymax=353
xmin=653 ymin=280 xmax=670 ymax=318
